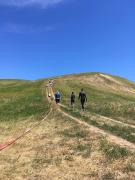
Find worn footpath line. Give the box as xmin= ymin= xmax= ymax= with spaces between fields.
xmin=48 ymin=84 xmax=135 ymax=151
xmin=60 ymin=103 xmax=135 ymax=129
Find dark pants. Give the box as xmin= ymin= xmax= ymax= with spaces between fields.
xmin=56 ymin=99 xmax=60 ymax=104
xmin=81 ymin=100 xmax=85 ymax=110
xmin=71 ymin=99 xmax=75 ymax=106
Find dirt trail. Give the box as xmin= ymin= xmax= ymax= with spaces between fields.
xmin=89 ymin=113 xmax=135 ymax=129
xmin=47 ymin=83 xmax=135 ymax=151
xmin=59 ymin=103 xmax=135 ymax=129
xmin=99 ymin=74 xmax=122 ymax=85
xmin=58 ymin=108 xmax=135 ymax=150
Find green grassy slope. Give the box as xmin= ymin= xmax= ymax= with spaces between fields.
xmin=1 ymin=72 xmax=135 ymax=124
xmin=54 ymin=73 xmax=135 ymax=123
xmin=54 ymin=73 xmax=135 ymax=143
xmin=0 ymin=79 xmax=49 ymax=122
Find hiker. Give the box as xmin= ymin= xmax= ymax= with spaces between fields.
xmin=71 ymin=92 xmax=75 ymax=107
xmin=49 ymin=79 xmax=53 ymax=87
xmin=78 ymin=88 xmax=87 ymax=110
xmin=55 ymin=90 xmax=61 ymax=104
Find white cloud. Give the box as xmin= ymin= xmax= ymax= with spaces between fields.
xmin=0 ymin=0 xmax=65 ymax=8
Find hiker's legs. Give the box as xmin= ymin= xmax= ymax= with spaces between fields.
xmin=71 ymin=100 xmax=75 ymax=110
xmin=71 ymin=100 xmax=75 ymax=106
xmin=56 ymin=99 xmax=60 ymax=104
xmin=81 ymin=100 xmax=85 ymax=110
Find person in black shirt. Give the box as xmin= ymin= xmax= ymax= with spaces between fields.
xmin=78 ymin=89 xmax=87 ymax=110
xmin=71 ymin=92 xmax=75 ymax=107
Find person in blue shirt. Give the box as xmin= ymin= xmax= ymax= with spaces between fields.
xmin=55 ymin=91 xmax=61 ymax=104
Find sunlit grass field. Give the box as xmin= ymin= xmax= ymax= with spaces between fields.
xmin=54 ymin=73 xmax=135 ymax=123
xmin=0 ymin=79 xmax=49 ymax=122
xmin=0 ymin=73 xmax=135 ymax=179
xmin=54 ymin=73 xmax=135 ymax=144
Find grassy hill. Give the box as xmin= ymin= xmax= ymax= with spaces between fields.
xmin=0 ymin=73 xmax=135 ymax=179
xmin=54 ymin=72 xmax=135 ymax=122
xmin=54 ymin=73 xmax=135 ymax=144
xmin=0 ymin=79 xmax=49 ymax=122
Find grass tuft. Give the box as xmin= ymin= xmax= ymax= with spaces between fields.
xmin=62 ymin=126 xmax=87 ymax=139
xmin=100 ymin=139 xmax=129 ymax=161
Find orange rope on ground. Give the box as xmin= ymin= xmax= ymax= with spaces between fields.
xmin=0 ymin=84 xmax=52 ymax=152
xmin=0 ymin=108 xmax=52 ymax=152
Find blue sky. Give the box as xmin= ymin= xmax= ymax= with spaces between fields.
xmin=0 ymin=0 xmax=135 ymax=81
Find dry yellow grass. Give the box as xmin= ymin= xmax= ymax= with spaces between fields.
xmin=0 ymin=110 xmax=135 ymax=180
xmin=76 ymin=73 xmax=135 ymax=95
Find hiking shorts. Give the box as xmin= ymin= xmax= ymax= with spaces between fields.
xmin=56 ymin=99 xmax=60 ymax=103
